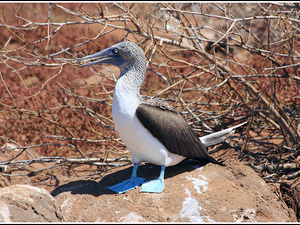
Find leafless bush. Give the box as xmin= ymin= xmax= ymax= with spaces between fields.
xmin=0 ymin=3 xmax=299 ymax=185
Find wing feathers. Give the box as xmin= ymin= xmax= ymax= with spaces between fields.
xmin=136 ymin=103 xmax=209 ymax=159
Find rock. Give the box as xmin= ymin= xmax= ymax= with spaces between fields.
xmin=0 ymin=185 xmax=65 ymax=222
xmin=52 ymin=159 xmax=297 ymax=222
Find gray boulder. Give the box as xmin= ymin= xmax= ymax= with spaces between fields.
xmin=0 ymin=185 xmax=65 ymax=222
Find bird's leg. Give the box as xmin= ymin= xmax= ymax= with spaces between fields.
xmin=140 ymin=165 xmax=165 ymax=193
xmin=108 ymin=163 xmax=145 ymax=194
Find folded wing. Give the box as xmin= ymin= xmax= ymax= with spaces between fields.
xmin=136 ymin=103 xmax=209 ymax=159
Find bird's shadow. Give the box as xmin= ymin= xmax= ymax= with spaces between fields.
xmin=51 ymin=159 xmax=209 ymax=197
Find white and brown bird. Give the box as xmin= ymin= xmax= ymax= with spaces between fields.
xmin=78 ymin=41 xmax=246 ymax=193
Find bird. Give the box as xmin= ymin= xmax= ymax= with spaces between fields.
xmin=78 ymin=41 xmax=247 ymax=194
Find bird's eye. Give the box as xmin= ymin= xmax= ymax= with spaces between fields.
xmin=113 ymin=48 xmax=119 ymax=54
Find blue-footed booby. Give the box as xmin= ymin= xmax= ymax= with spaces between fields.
xmin=78 ymin=41 xmax=247 ymax=194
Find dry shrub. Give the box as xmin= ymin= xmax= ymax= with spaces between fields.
xmin=0 ymin=3 xmax=300 ymax=210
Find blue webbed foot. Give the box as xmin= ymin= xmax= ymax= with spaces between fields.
xmin=140 ymin=165 xmax=165 ymax=193
xmin=140 ymin=177 xmax=165 ymax=193
xmin=108 ymin=163 xmax=145 ymax=194
xmin=108 ymin=176 xmax=145 ymax=194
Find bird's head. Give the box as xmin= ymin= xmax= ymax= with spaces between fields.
xmin=78 ymin=41 xmax=146 ymax=69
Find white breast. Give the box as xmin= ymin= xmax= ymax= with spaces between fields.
xmin=112 ymin=78 xmax=185 ymax=167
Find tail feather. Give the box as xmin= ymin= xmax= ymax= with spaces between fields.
xmin=200 ymin=121 xmax=248 ymax=147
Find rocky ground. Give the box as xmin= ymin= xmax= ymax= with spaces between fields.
xmin=0 ymin=155 xmax=297 ymax=222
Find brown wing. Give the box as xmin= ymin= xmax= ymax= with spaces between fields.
xmin=135 ymin=103 xmax=210 ymax=159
